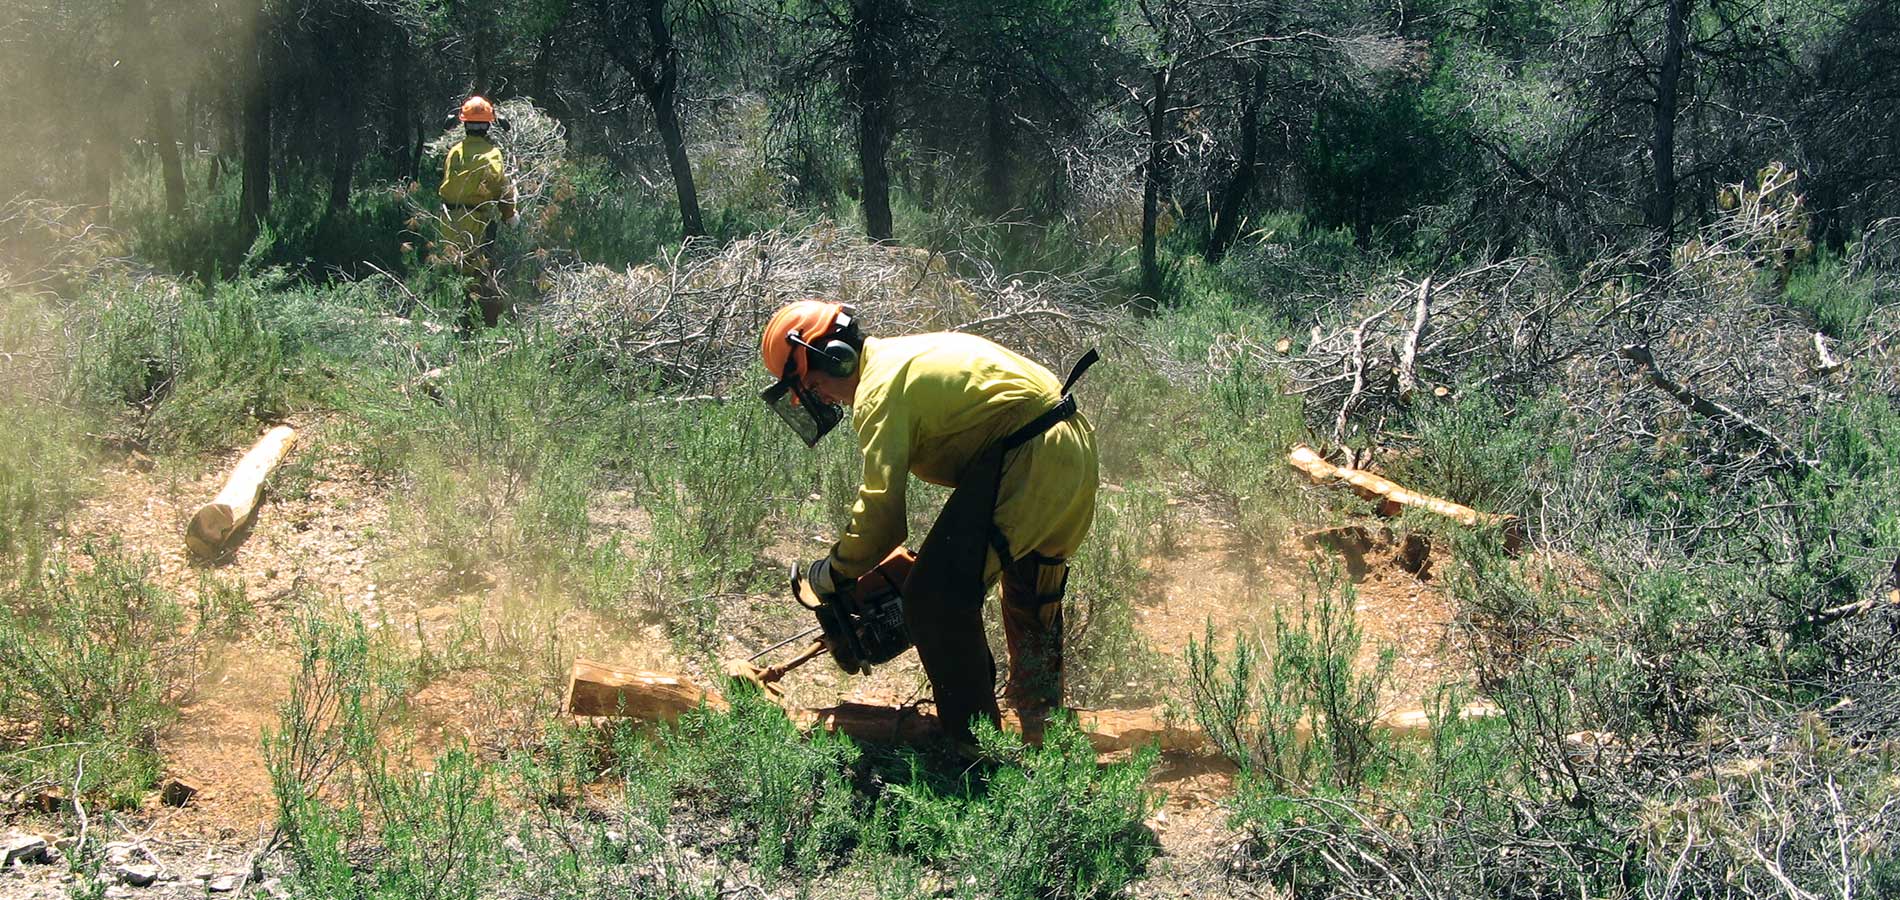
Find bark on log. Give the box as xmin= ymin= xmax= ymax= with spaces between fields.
xmin=1289 ymin=444 xmax=1516 ymax=532
xmin=566 ymin=659 xmax=1498 ymax=754
xmin=184 ymin=425 xmax=297 ymax=558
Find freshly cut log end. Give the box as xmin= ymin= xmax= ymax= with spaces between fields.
xmin=565 ymin=659 xmax=728 ymax=719
xmin=183 ymin=505 xmax=239 ymax=558
xmin=185 ymin=425 xmax=298 ymax=558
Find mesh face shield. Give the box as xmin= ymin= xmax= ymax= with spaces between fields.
xmin=761 ymin=375 xmax=844 ymax=448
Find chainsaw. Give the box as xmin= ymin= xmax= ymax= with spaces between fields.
xmin=728 ymin=547 xmax=916 ymax=693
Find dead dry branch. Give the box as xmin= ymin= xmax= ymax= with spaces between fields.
xmin=533 ymin=224 xmax=1128 ymax=396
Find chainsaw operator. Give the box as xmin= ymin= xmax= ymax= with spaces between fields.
xmin=437 ymin=95 xmax=518 ymax=327
xmin=760 ymin=299 xmax=1099 ymax=748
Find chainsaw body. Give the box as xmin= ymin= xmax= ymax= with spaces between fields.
xmin=795 ymin=548 xmax=916 ymax=675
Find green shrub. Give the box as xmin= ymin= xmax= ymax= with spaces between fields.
xmin=1385 ymin=388 xmax=1566 ymax=517
xmin=0 ymin=397 xmax=88 ymax=574
xmin=0 ymin=543 xmax=182 ymax=808
xmin=882 ymin=715 xmax=1159 ymax=900
xmin=1175 ymin=361 xmax=1312 ymax=549
xmin=620 ymin=685 xmax=864 ymax=875
xmin=64 ymin=270 xmax=324 ymax=453
xmin=1187 ymin=577 xmax=1394 ymax=793
xmin=267 ymin=611 xmax=501 ymax=900
xmin=1066 ymin=486 xmax=1169 ymax=707
xmin=1784 ymin=253 xmax=1880 ymax=341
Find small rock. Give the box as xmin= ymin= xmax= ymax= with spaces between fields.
xmin=3 ymin=833 xmax=49 ymax=865
xmin=105 ymin=841 xmax=139 ymax=864
xmin=208 ymin=874 xmax=242 ymax=893
xmin=116 ymin=863 xmax=160 ymax=886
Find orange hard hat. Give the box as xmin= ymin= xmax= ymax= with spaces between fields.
xmin=460 ymin=96 xmax=496 ymax=124
xmin=761 ymin=300 xmax=845 ymax=379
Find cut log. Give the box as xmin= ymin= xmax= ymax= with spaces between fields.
xmin=566 ymin=659 xmax=1498 ymax=755
xmin=184 ymin=425 xmax=297 ymax=558
xmin=1289 ymin=445 xmax=1519 ymax=549
xmin=565 ymin=659 xmax=728 ymax=720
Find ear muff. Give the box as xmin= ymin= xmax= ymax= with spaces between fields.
xmin=796 ymin=309 xmax=861 ymax=378
xmin=813 ymin=338 xmax=858 ymax=377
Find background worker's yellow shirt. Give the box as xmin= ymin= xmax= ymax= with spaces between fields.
xmin=831 ymin=334 xmax=1098 ymax=582
xmin=439 ymin=135 xmax=510 ymax=214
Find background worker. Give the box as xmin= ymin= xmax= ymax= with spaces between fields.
xmin=759 ymin=300 xmax=1099 ymax=748
xmin=437 ymin=95 xmax=518 ymax=327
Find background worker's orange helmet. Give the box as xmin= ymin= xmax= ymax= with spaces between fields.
xmin=761 ymin=300 xmax=845 ymax=379
xmin=459 ymin=96 xmax=496 ymax=124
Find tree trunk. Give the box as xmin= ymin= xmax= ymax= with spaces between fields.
xmin=1206 ymin=65 xmax=1268 ymax=263
xmin=1646 ymin=0 xmax=1689 ymax=259
xmin=324 ymin=70 xmax=360 ymax=227
xmin=152 ymin=81 xmax=188 ymax=219
xmin=239 ymin=77 xmax=271 ymax=238
xmin=125 ymin=0 xmax=186 ymax=218
xmin=387 ymin=29 xmax=416 ymax=178
xmin=1139 ymin=67 xmax=1172 ymax=306
xmin=641 ymin=0 xmax=705 ymax=238
xmin=532 ymin=28 xmax=561 ymax=119
xmin=983 ymin=70 xmax=1011 ymax=218
xmin=851 ymin=0 xmax=896 ymax=243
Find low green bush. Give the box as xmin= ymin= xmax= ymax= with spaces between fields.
xmin=1385 ymin=388 xmax=1566 ymax=517
xmin=267 ymin=612 xmax=501 ymax=900
xmin=619 ymin=685 xmax=864 ymax=875
xmin=1783 ymin=252 xmax=1881 ymax=342
xmin=880 ymin=716 xmax=1159 ymax=900
xmin=0 ymin=543 xmax=182 ymax=809
xmin=1188 ymin=577 xmax=1394 ymax=794
xmin=0 ymin=396 xmax=88 ymax=575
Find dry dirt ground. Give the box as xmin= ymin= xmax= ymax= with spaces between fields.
xmin=2 ymin=429 xmax=1469 ymax=898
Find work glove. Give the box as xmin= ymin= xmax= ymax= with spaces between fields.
xmin=805 ymin=556 xmax=854 ymax=601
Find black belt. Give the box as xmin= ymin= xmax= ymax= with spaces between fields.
xmin=987 ymin=349 xmax=1099 ymax=568
xmin=1000 ymin=349 xmax=1099 ymax=451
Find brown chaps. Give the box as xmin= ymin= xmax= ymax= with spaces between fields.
xmin=901 ymin=445 xmax=1069 ymax=747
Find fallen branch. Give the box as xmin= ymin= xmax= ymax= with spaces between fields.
xmin=1803 ymin=556 xmax=1900 ymax=629
xmin=1288 ymin=444 xmax=1522 ymax=548
xmin=1618 ymin=344 xmax=1817 ymax=476
xmin=1332 ymin=310 xmax=1375 ymax=444
xmin=1396 ymin=276 xmax=1432 ymax=400
xmin=184 ymin=425 xmax=298 ymax=558
xmin=1813 ymin=332 xmax=1845 ymax=374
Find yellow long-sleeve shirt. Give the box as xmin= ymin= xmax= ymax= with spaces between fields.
xmin=830 ymin=334 xmax=1099 ymax=583
xmin=439 ymin=134 xmax=515 ymax=216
